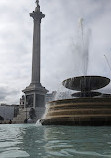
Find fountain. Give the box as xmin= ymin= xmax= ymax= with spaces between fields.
xmin=40 ymin=75 xmax=111 ymax=125
xmin=40 ymin=19 xmax=111 ymax=126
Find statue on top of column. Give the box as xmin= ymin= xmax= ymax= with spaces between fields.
xmin=36 ymin=0 xmax=39 ymax=6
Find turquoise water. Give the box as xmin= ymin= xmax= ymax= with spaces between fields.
xmin=0 ymin=124 xmax=111 ymax=158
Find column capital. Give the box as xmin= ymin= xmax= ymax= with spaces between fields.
xmin=30 ymin=1 xmax=45 ymax=22
xmin=30 ymin=11 xmax=45 ymax=21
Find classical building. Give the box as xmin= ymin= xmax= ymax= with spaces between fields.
xmin=22 ymin=1 xmax=48 ymax=121
xmin=0 ymin=104 xmax=19 ymax=123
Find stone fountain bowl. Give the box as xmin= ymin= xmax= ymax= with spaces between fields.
xmin=62 ymin=76 xmax=110 ymax=91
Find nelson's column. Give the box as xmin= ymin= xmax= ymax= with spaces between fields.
xmin=22 ymin=0 xmax=48 ymax=120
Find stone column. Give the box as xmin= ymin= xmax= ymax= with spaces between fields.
xmin=22 ymin=2 xmax=48 ymax=122
xmin=30 ymin=4 xmax=45 ymax=86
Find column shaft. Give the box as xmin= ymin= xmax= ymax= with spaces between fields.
xmin=32 ymin=20 xmax=41 ymax=84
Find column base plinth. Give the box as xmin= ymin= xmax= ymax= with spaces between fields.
xmin=22 ymin=83 xmax=48 ymax=121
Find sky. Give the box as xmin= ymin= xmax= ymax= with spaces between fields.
xmin=0 ymin=0 xmax=111 ymax=104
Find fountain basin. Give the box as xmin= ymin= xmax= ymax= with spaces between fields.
xmin=41 ymin=97 xmax=111 ymax=125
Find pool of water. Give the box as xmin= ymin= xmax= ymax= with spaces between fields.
xmin=0 ymin=124 xmax=111 ymax=158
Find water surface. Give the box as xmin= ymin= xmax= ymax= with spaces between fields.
xmin=0 ymin=124 xmax=111 ymax=158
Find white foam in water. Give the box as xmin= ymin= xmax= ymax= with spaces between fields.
xmin=36 ymin=119 xmax=42 ymax=126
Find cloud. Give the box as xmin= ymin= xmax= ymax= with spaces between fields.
xmin=0 ymin=0 xmax=111 ymax=104
xmin=0 ymin=84 xmax=19 ymax=104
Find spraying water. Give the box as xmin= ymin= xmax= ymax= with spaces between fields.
xmin=79 ymin=18 xmax=89 ymax=76
xmin=54 ymin=84 xmax=73 ymax=100
xmin=53 ymin=18 xmax=91 ymax=101
xmin=104 ymin=54 xmax=111 ymax=72
xmin=80 ymin=18 xmax=84 ymax=43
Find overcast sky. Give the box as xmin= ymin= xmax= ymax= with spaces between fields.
xmin=0 ymin=0 xmax=111 ymax=104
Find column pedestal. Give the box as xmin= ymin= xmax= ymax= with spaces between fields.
xmin=23 ymin=83 xmax=48 ymax=121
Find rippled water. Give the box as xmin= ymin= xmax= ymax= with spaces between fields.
xmin=0 ymin=124 xmax=111 ymax=158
